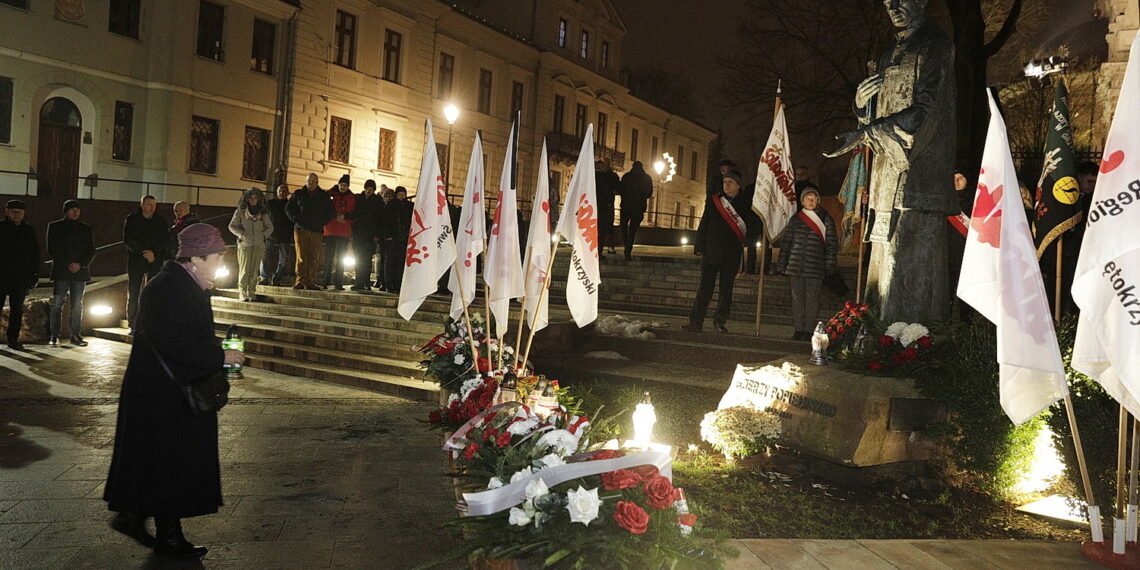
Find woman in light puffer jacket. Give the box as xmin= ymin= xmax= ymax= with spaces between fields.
xmin=228 ymin=187 xmax=274 ymax=301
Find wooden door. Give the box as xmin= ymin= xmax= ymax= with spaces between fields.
xmin=37 ymin=98 xmax=82 ymax=197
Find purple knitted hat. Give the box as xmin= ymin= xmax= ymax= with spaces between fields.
xmin=177 ymin=223 xmax=227 ymax=258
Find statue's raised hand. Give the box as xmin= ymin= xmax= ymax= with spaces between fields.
xmin=823 ymin=129 xmax=867 ymax=159
xmin=855 ymin=74 xmax=883 ymax=109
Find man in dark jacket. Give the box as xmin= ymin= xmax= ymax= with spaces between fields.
xmin=619 ymin=161 xmax=654 ymax=260
xmin=261 ymin=184 xmax=294 ymax=286
xmin=0 ymin=200 xmax=40 ymax=350
xmin=47 ymin=200 xmax=96 ymax=346
xmin=350 ymin=180 xmax=382 ymax=291
xmin=124 ymin=195 xmax=169 ymax=331
xmin=683 ymin=171 xmax=750 ymax=334
xmin=286 ymin=173 xmax=334 ymax=290
xmin=168 ymin=201 xmax=200 ymax=258
xmin=595 ymin=160 xmax=620 ymax=257
xmin=376 ymin=186 xmax=401 ymax=292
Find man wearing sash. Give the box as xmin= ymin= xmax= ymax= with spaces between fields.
xmin=824 ymin=0 xmax=956 ymax=323
xmin=683 ymin=171 xmax=750 ymax=334
xmin=776 ymin=186 xmax=839 ymax=340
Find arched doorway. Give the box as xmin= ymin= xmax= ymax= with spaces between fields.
xmin=37 ymin=97 xmax=82 ymax=197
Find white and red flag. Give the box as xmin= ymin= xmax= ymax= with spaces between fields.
xmin=1072 ymin=35 xmax=1140 ymax=417
xmin=957 ymin=91 xmax=1067 ymax=425
xmin=449 ymin=132 xmax=486 ymax=319
xmin=486 ymin=117 xmax=524 ymax=338
xmin=752 ymin=99 xmax=797 ymax=241
xmin=523 ymin=139 xmax=553 ymax=332
xmin=555 ymin=124 xmax=600 ymax=327
xmin=399 ymin=120 xmax=456 ymax=320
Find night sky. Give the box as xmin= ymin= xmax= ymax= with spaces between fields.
xmin=617 ymin=0 xmax=1102 ymax=180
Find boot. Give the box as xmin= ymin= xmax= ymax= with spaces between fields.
xmin=110 ymin=512 xmax=154 ymax=548
xmin=153 ymin=517 xmax=208 ymax=559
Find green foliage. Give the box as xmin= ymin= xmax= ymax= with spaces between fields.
xmin=1045 ymin=316 xmax=1121 ymax=512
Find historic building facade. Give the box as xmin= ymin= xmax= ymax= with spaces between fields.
xmin=285 ymin=0 xmax=715 ymax=228
xmin=1097 ymin=0 xmax=1138 ymax=135
xmin=0 ymin=0 xmax=298 ymax=205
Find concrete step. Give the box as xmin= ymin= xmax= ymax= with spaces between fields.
xmin=240 ymin=336 xmax=423 ymax=379
xmin=214 ymin=319 xmax=422 ymax=361
xmin=580 ymin=334 xmax=788 ymax=367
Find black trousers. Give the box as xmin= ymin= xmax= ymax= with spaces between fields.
xmin=322 ymin=236 xmax=349 ymax=288
xmin=382 ymin=238 xmax=405 ymax=292
xmin=127 ymin=263 xmax=160 ymax=327
xmin=1 ymin=284 xmax=27 ymax=344
xmin=261 ymin=238 xmax=295 ymax=284
xmin=352 ymin=237 xmax=378 ymax=288
xmin=689 ymin=260 xmax=739 ymax=326
xmin=619 ymin=210 xmax=644 ymax=258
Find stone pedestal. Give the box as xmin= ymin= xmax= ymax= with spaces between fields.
xmin=717 ymin=356 xmax=940 ymax=467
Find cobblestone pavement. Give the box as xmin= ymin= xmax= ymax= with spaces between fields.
xmin=0 ymin=339 xmax=461 ymax=569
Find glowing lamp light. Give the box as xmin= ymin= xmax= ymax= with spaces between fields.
xmin=214 ymin=266 xmax=230 ymax=279
xmin=631 ymin=392 xmax=657 ymax=446
xmin=551 ymin=234 xmax=561 ymax=244
xmin=680 ymin=237 xmax=689 ymax=245
xmin=809 ymin=321 xmax=829 ymax=365
xmin=90 ymin=305 xmax=113 ymax=316
xmin=444 ymin=103 xmax=460 ymax=125
xmin=343 ymin=255 xmax=356 ymax=268
xmin=755 ymin=241 xmax=762 ymax=247
xmin=653 ymin=161 xmax=665 ymax=176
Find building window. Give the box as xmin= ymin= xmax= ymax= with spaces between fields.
xmin=688 ymin=205 xmax=697 ymax=229
xmin=478 ymin=69 xmax=493 ymax=115
xmin=614 ymin=121 xmax=621 ymax=152
xmin=328 ymin=116 xmax=351 ymax=164
xmin=196 ymin=1 xmax=225 ymax=61
xmin=242 ymin=126 xmax=270 ymax=181
xmin=691 ymin=150 xmax=699 ymax=180
xmin=558 ymin=19 xmax=567 ymax=48
xmin=630 ymin=128 xmax=639 ymax=162
xmin=0 ymin=77 xmax=12 ymax=145
xmin=334 ymin=10 xmax=357 ymax=69
xmin=378 ymin=128 xmax=397 ymax=171
xmin=112 ymin=101 xmax=133 ymax=161
xmin=596 ymin=112 xmax=607 ymax=147
xmin=108 ymin=0 xmax=140 ymax=39
xmin=552 ymin=95 xmax=565 ymax=133
xmin=676 ymin=145 xmax=684 ymax=176
xmin=437 ymin=52 xmax=454 ymax=98
xmin=579 ymin=30 xmax=589 ymax=59
xmin=510 ymin=81 xmax=524 ymax=120
xmin=672 ymin=202 xmax=682 ymax=228
xmin=251 ymin=19 xmax=276 ymax=75
xmin=436 ymin=142 xmax=449 ymax=185
xmin=383 ymin=30 xmax=402 ymax=82
xmin=574 ymin=104 xmax=587 ymax=140
xmin=189 ymin=116 xmax=219 ymax=174
xmin=651 ymin=136 xmax=658 ymax=161
xmin=601 ymin=41 xmax=610 ymax=68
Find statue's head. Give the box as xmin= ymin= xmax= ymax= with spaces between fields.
xmin=883 ymin=0 xmax=928 ymax=30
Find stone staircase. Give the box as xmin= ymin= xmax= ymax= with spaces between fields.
xmin=91 ymin=248 xmax=861 ymax=399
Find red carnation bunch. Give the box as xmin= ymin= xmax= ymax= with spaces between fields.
xmin=824 ymin=301 xmax=873 ymax=355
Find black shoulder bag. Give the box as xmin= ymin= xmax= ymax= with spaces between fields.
xmin=138 ymin=331 xmax=230 ymax=416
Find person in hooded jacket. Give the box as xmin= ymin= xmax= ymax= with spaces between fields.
xmin=776 ymin=186 xmax=838 ymax=340
xmin=104 ymin=223 xmax=244 ymax=560
xmin=228 ymin=188 xmax=274 ymax=302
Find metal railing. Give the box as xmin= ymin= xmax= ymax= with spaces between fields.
xmin=0 ymin=170 xmax=250 ymax=207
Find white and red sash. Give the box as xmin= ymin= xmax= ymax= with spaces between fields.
xmin=947 ymin=212 xmax=970 ymax=237
xmin=713 ymin=194 xmax=747 ymax=243
xmin=798 ymin=209 xmax=826 ymax=242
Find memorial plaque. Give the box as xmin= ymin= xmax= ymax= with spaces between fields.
xmin=718 ymin=356 xmax=940 ymax=466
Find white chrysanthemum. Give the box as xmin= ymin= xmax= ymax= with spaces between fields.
xmin=459 ymin=376 xmax=485 ymax=401
xmin=565 ymin=486 xmax=601 ymax=526
xmin=539 ymin=453 xmax=565 ymax=468
xmin=884 ymin=322 xmax=908 ymax=339
xmin=524 ymin=478 xmax=549 ymax=500
xmin=453 ymin=353 xmax=465 ymax=365
xmin=508 ymin=506 xmax=531 ymax=526
xmin=447 ymin=393 xmax=459 ymax=406
xmin=487 ymin=477 xmax=504 ymax=490
xmin=899 ymin=323 xmax=930 ymax=347
xmin=509 ymin=466 xmax=533 ymax=483
xmin=700 ymin=406 xmax=783 ymax=459
xmin=507 ymin=417 xmax=540 ymax=435
xmin=537 ymin=429 xmax=580 ymax=456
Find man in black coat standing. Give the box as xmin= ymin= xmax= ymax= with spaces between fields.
xmin=683 ymin=171 xmax=750 ymax=334
xmin=262 ymin=184 xmax=294 ymax=286
xmin=350 ymin=180 xmax=383 ymax=291
xmin=47 ymin=200 xmax=96 ymax=346
xmin=595 ymin=160 xmax=620 ymax=257
xmin=619 ymin=161 xmax=654 ymax=261
xmin=124 ymin=195 xmax=169 ymax=331
xmin=0 ymin=200 xmax=40 ymax=350
xmin=286 ymin=173 xmax=334 ymax=290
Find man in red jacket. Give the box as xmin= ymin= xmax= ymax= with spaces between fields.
xmin=322 ymin=174 xmax=356 ymax=290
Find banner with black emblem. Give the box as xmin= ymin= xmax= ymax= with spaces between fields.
xmin=1032 ymin=78 xmax=1083 ymax=259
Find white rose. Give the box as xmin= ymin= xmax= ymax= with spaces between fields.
xmin=565 ymin=486 xmax=601 ymax=526
xmin=507 ymin=417 xmax=540 ymax=435
xmin=487 ymin=477 xmax=504 ymax=490
xmin=508 ymin=506 xmax=531 ymax=526
xmin=454 ymin=353 xmax=465 ymax=365
xmin=539 ymin=453 xmax=565 ymax=468
xmin=525 ymin=478 xmax=549 ymax=500
xmin=510 ymin=466 xmax=533 ymax=484
xmin=537 ymin=429 xmax=580 ymax=456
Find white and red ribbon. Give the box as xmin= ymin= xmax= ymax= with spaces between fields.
xmin=713 ymin=193 xmax=747 ymax=243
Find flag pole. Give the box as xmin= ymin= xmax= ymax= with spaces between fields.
xmin=754 ymin=82 xmax=783 ymax=336
xmin=1054 ymin=236 xmax=1063 ymax=323
xmin=1128 ymin=417 xmax=1139 ymax=542
xmin=512 ymin=244 xmax=535 ymax=371
xmin=451 ymin=256 xmax=482 ymax=376
xmin=1062 ymin=393 xmax=1105 ymax=542
xmin=1114 ymin=406 xmax=1129 ymax=553
xmin=856 ymin=152 xmax=870 ymax=304
xmin=521 ymin=243 xmax=560 ymax=372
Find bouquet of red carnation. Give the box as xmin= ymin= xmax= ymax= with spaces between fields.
xmin=823 ymin=301 xmax=875 ymax=355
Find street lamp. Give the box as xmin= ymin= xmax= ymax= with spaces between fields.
xmin=444 ymin=104 xmax=460 ymax=194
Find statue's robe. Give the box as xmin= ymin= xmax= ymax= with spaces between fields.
xmin=859 ymin=21 xmax=958 ymax=324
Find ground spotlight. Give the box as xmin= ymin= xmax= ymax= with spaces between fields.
xmin=344 ymin=255 xmax=356 ymax=267
xmin=680 ymin=237 xmax=689 ymax=245
xmin=90 ymin=305 xmax=112 ymax=316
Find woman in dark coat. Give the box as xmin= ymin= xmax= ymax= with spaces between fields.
xmin=776 ymin=186 xmax=839 ymax=340
xmin=104 ymin=223 xmax=244 ymax=559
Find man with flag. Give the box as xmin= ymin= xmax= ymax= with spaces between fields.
xmin=486 ymin=117 xmax=524 ymax=341
xmin=1031 ymin=78 xmax=1084 ymax=318
xmin=958 ymin=91 xmax=1068 ymax=425
xmin=683 ymin=170 xmax=751 ymax=334
xmin=449 ymin=133 xmax=486 ymax=320
xmin=555 ymin=125 xmax=600 ymax=327
xmin=398 ymin=120 xmax=456 ymax=320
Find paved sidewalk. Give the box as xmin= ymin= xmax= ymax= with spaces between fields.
xmin=0 ymin=339 xmax=460 ymax=569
